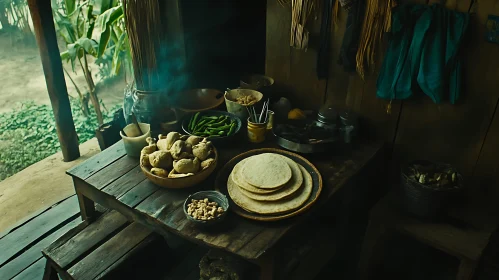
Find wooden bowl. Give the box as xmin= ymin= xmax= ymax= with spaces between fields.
xmin=240 ymin=74 xmax=274 ymax=90
xmin=177 ymin=89 xmax=224 ymax=113
xmin=140 ymin=148 xmax=218 ymax=189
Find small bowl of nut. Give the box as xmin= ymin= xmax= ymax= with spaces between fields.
xmin=184 ymin=190 xmax=229 ymax=226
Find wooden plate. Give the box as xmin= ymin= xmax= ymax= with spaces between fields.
xmin=215 ymin=148 xmax=322 ymax=221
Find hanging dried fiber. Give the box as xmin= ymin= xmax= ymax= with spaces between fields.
xmin=289 ymin=0 xmax=318 ymax=50
xmin=121 ymin=0 xmax=163 ymax=91
xmin=333 ymin=0 xmax=339 ymax=25
xmin=355 ymin=0 xmax=394 ymax=79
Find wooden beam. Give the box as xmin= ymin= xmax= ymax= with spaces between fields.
xmin=27 ymin=0 xmax=80 ymax=161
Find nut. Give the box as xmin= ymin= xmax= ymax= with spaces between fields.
xmin=187 ymin=197 xmax=225 ymax=221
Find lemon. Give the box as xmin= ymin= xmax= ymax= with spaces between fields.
xmin=288 ymin=108 xmax=306 ymax=120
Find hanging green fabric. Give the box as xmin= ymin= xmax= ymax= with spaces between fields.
xmin=376 ymin=4 xmax=469 ymax=104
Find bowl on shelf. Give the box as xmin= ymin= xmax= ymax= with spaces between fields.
xmin=140 ymin=148 xmax=218 ymax=189
xmin=183 ymin=190 xmax=229 ymax=226
xmin=239 ymin=74 xmax=274 ymax=90
xmin=181 ymin=110 xmax=242 ymax=144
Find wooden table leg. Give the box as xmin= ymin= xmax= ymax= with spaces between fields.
xmin=42 ymin=260 xmax=59 ymax=280
xmin=258 ymin=251 xmax=276 ymax=280
xmin=357 ymin=215 xmax=388 ymax=280
xmin=456 ymin=259 xmax=475 ymax=280
xmin=73 ymin=178 xmax=96 ymax=221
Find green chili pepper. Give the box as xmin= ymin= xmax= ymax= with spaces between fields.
xmin=200 ymin=116 xmax=218 ymax=121
xmin=207 ymin=117 xmax=227 ymax=127
xmin=212 ymin=124 xmax=231 ymax=131
xmin=188 ymin=118 xmax=194 ymax=131
xmin=227 ymin=123 xmax=236 ymax=135
xmin=193 ymin=119 xmax=209 ymax=132
xmin=190 ymin=112 xmax=200 ymax=129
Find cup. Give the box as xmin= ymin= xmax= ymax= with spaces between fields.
xmin=247 ymin=117 xmax=267 ymax=143
xmin=224 ymin=89 xmax=263 ymax=120
xmin=120 ymin=123 xmax=151 ymax=157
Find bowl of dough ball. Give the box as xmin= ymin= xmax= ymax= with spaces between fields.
xmin=139 ymin=132 xmax=218 ymax=189
xmin=183 ymin=191 xmax=229 ymax=226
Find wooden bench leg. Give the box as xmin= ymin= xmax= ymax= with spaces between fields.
xmin=258 ymin=252 xmax=275 ymax=280
xmin=42 ymin=260 xmax=59 ymax=280
xmin=77 ymin=192 xmax=96 ymax=221
xmin=456 ymin=259 xmax=475 ymax=280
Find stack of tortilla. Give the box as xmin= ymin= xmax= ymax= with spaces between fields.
xmin=227 ymin=153 xmax=313 ymax=215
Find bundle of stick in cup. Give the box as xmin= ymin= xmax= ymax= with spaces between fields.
xmin=246 ymin=99 xmax=270 ymax=124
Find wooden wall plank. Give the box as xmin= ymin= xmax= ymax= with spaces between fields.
xmin=325 ymin=7 xmax=350 ymax=108
xmin=265 ymin=1 xmax=326 ymax=109
xmin=392 ymin=0 xmax=499 ymax=178
xmin=354 ymin=39 xmax=403 ymax=142
xmin=265 ymin=0 xmax=499 ymax=203
xmin=288 ymin=7 xmax=327 ymax=109
xmin=265 ymin=0 xmax=292 ymax=96
xmin=473 ymin=103 xmax=499 ymax=204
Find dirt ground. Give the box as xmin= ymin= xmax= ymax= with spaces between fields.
xmin=0 ymin=34 xmax=125 ymax=233
xmin=0 ymin=34 xmax=124 ymax=113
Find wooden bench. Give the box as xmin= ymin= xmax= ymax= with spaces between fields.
xmin=358 ymin=192 xmax=499 ymax=280
xmin=42 ymin=210 xmax=163 ymax=280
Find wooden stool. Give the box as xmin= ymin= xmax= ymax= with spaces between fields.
xmin=42 ymin=210 xmax=159 ymax=280
xmin=358 ymin=193 xmax=498 ymax=280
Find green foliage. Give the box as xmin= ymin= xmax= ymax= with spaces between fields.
xmin=0 ymin=98 xmax=120 ymax=181
xmin=54 ymin=0 xmax=128 ymax=77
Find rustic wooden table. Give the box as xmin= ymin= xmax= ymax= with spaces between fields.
xmin=67 ymin=139 xmax=384 ymax=279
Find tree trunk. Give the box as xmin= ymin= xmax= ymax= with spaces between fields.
xmin=63 ymin=66 xmax=90 ymax=117
xmin=82 ymin=54 xmax=103 ymax=125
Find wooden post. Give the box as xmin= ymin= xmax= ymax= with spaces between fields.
xmin=27 ymin=0 xmax=80 ymax=161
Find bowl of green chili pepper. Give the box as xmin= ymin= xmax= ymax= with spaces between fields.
xmin=182 ymin=110 xmax=242 ymax=143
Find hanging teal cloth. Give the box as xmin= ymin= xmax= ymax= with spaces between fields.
xmin=376 ymin=4 xmax=469 ymax=104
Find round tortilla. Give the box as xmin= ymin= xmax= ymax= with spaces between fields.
xmin=231 ymin=158 xmax=282 ymax=194
xmin=227 ymin=164 xmax=313 ymax=215
xmin=237 ymin=158 xmax=304 ymax=201
xmin=241 ymin=153 xmax=292 ymax=189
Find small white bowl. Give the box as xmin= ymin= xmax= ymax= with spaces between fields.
xmin=120 ymin=123 xmax=151 ymax=158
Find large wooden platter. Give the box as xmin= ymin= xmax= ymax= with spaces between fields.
xmin=215 ymin=148 xmax=322 ymax=221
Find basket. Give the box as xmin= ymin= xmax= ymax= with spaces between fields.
xmin=400 ymin=160 xmax=464 ymax=218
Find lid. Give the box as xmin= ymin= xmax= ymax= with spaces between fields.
xmin=339 ymin=110 xmax=359 ymax=125
xmin=317 ymin=106 xmax=338 ymax=123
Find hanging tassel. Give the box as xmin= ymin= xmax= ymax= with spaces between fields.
xmin=386 ymin=99 xmax=393 ymax=115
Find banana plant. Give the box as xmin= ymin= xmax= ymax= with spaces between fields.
xmin=0 ymin=0 xmax=34 ymax=44
xmin=53 ymin=0 xmax=127 ymax=125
